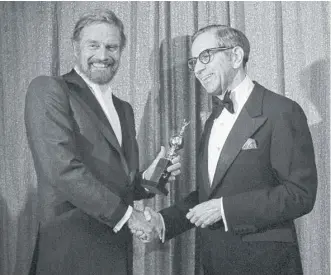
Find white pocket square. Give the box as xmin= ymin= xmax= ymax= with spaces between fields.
xmin=242 ymin=138 xmax=258 ymax=150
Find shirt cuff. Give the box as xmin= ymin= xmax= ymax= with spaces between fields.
xmin=220 ymin=197 xmax=228 ymax=232
xmin=113 ymin=205 xmax=133 ymax=233
xmin=158 ymin=213 xmax=166 ymax=243
xmin=142 ymin=171 xmax=150 ymax=192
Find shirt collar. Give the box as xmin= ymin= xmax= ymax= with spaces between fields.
xmin=74 ymin=66 xmax=112 ymax=96
xmin=218 ymin=75 xmax=254 ymax=113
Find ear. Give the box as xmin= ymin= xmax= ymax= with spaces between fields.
xmin=72 ymin=40 xmax=79 ymax=59
xmin=231 ymin=46 xmax=244 ymax=69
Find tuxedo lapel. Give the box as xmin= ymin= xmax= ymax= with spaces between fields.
xmin=198 ymin=114 xmax=215 ymax=196
xmin=209 ymin=83 xmax=267 ymax=197
xmin=62 ymin=70 xmax=129 ymax=175
xmin=113 ymin=95 xmax=138 ymax=182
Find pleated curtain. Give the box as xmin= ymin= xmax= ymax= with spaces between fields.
xmin=0 ymin=2 xmax=329 ymax=275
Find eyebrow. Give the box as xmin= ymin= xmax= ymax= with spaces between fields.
xmin=85 ymin=40 xmax=119 ymax=47
xmin=85 ymin=40 xmax=99 ymax=44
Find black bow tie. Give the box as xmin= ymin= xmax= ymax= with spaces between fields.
xmin=211 ymin=90 xmax=234 ymax=119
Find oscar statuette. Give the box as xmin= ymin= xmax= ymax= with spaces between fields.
xmin=142 ymin=120 xmax=190 ymax=195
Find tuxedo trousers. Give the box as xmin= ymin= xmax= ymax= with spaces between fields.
xmin=201 ymin=230 xmax=303 ymax=275
xmin=29 ymin=223 xmax=133 ymax=275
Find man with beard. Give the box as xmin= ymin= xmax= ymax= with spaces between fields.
xmin=25 ymin=9 xmax=180 ymax=275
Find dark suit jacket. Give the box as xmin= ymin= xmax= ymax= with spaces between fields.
xmin=160 ymin=82 xmax=317 ymax=274
xmin=25 ymin=69 xmax=153 ymax=275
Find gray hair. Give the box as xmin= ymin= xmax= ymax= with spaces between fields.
xmin=72 ymin=9 xmax=126 ymax=50
xmin=192 ymin=25 xmax=250 ymax=68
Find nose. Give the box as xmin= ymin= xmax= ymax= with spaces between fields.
xmin=95 ymin=45 xmax=108 ymax=61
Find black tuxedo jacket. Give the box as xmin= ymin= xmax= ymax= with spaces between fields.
xmin=161 ymin=82 xmax=317 ymax=274
xmin=25 ymin=69 xmax=152 ymax=275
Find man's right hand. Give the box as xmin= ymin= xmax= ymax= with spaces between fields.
xmin=143 ymin=207 xmax=164 ymax=241
xmin=128 ymin=209 xmax=154 ymax=242
xmin=128 ymin=207 xmax=164 ymax=243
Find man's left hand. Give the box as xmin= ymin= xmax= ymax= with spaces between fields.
xmin=186 ymin=199 xmax=222 ymax=228
xmin=144 ymin=146 xmax=181 ymax=182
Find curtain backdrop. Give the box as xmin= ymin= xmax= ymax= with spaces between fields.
xmin=0 ymin=1 xmax=329 ymax=275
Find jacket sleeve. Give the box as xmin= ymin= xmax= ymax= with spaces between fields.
xmin=223 ymin=101 xmax=317 ymax=233
xmin=159 ymin=191 xmax=198 ymax=240
xmin=25 ymin=76 xmax=129 ymax=228
xmin=133 ymin=172 xmax=155 ymax=200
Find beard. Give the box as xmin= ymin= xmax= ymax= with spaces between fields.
xmin=79 ymin=58 xmax=120 ymax=85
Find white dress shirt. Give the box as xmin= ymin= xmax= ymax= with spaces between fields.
xmin=74 ymin=67 xmax=131 ymax=233
xmin=208 ymin=75 xmax=255 ymax=231
xmin=158 ymin=76 xmax=255 ymax=241
xmin=75 ymin=67 xmax=122 ymax=146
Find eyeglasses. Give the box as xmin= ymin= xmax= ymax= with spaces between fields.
xmin=187 ymin=47 xmax=234 ymax=71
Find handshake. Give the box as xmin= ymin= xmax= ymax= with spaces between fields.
xmin=124 ymin=146 xmax=181 ymax=243
xmin=126 ymin=197 xmax=225 ymax=243
xmin=128 ymin=207 xmax=163 ymax=243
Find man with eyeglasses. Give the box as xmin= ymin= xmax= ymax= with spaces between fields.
xmin=134 ymin=25 xmax=317 ymax=275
